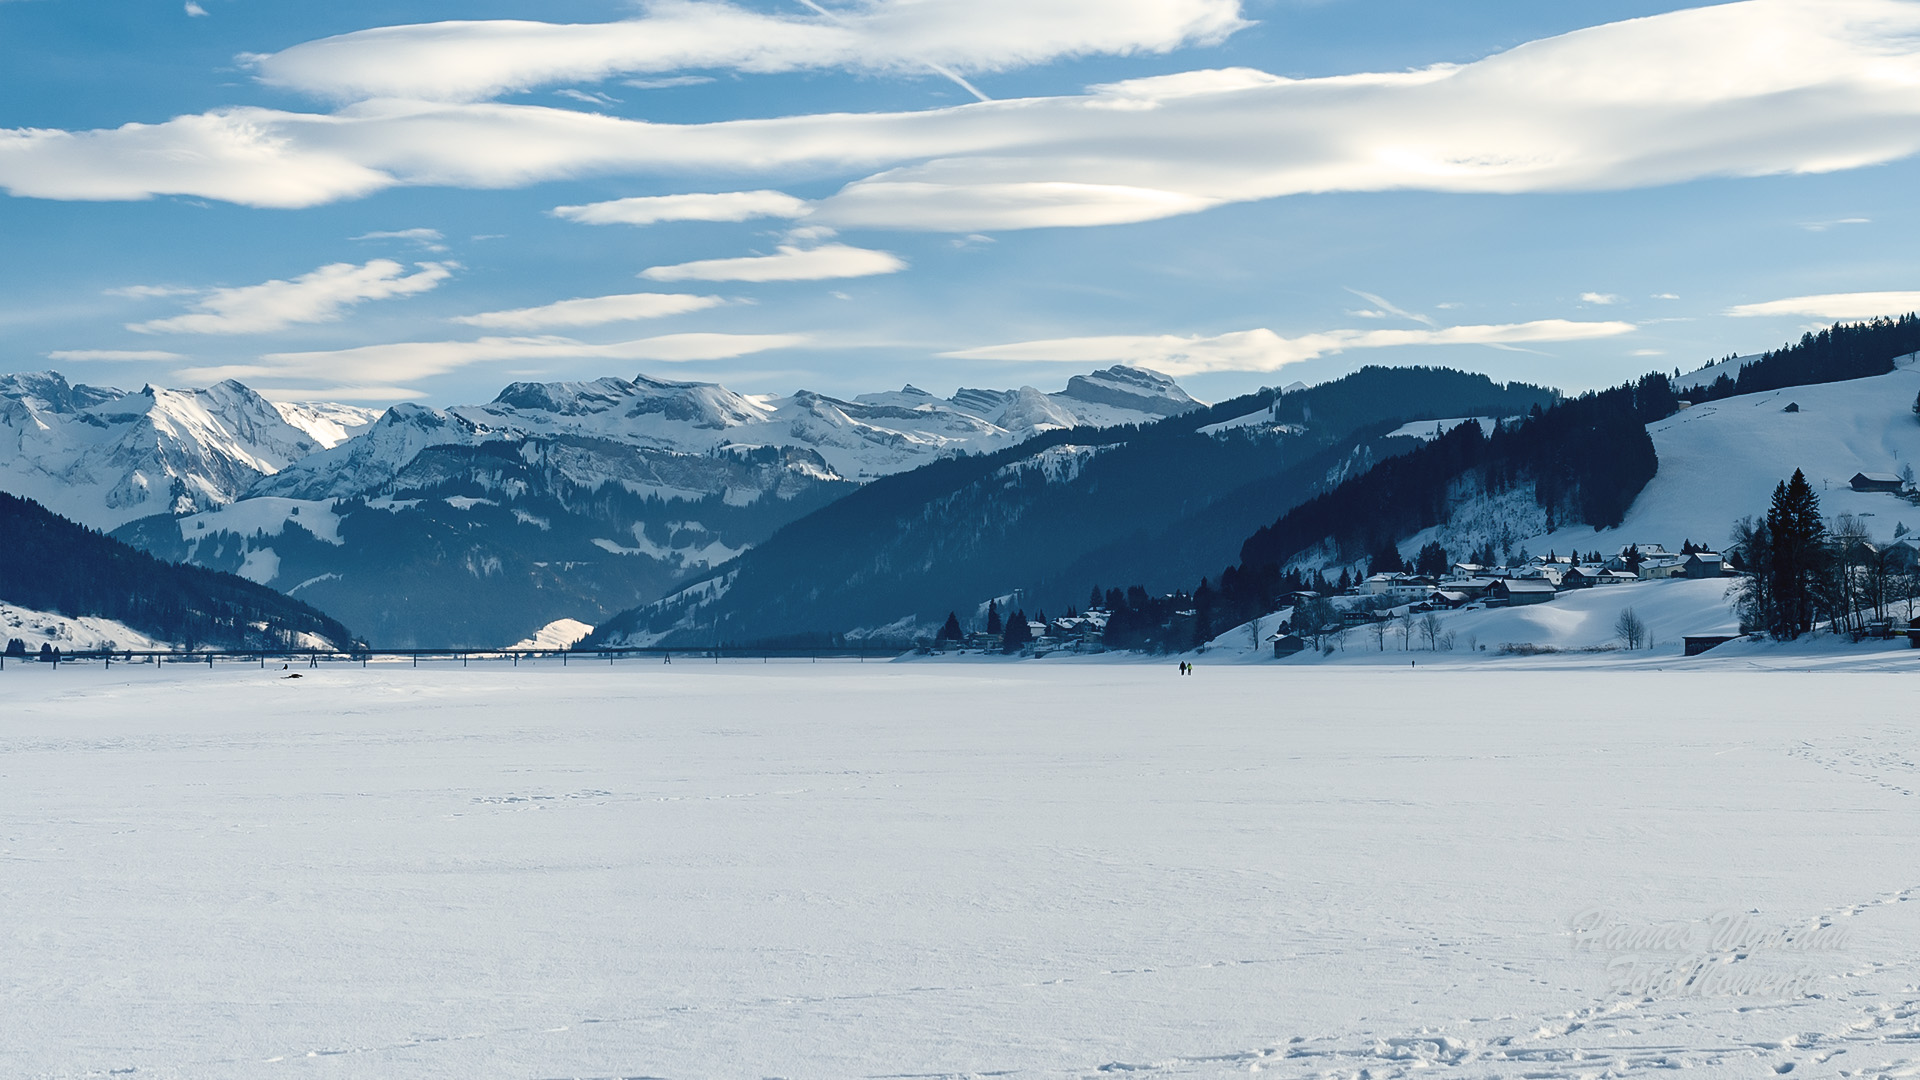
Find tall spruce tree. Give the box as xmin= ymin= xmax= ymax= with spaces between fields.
xmin=1766 ymin=469 xmax=1828 ymax=638
xmin=936 ymin=611 xmax=963 ymax=645
xmin=985 ymin=600 xmax=1002 ymax=635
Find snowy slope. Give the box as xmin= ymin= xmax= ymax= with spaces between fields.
xmin=0 ymin=602 xmax=167 ymax=653
xmin=0 ymin=372 xmax=366 ymax=529
xmin=1400 ymin=359 xmax=1920 ymax=565
xmin=507 ymin=617 xmax=594 ymax=650
xmin=272 ymin=400 xmax=381 ymax=448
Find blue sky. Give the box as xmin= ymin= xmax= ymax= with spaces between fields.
xmin=3 ymin=0 xmax=1918 ymax=406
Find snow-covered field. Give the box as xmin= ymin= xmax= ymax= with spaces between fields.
xmin=5 ymin=663 xmax=1920 ymax=1079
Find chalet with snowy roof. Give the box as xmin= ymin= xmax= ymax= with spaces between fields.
xmin=1851 ymin=472 xmax=1905 ymax=493
xmin=1682 ymin=552 xmax=1727 ymax=578
xmin=1446 ymin=577 xmax=1496 ymax=599
xmin=1638 ymin=555 xmax=1689 ymax=581
xmin=1428 ymin=589 xmax=1474 ymax=609
xmin=1488 ymin=578 xmax=1557 ymax=606
xmin=1604 ymin=544 xmax=1668 ymax=572
xmin=1558 ymin=566 xmax=1601 ymax=590
xmin=1269 ymin=632 xmax=1306 ymax=658
xmin=1600 ymin=570 xmax=1638 ymax=586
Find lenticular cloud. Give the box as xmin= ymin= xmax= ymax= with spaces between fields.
xmin=7 ymin=1 xmax=1920 ymax=231
xmin=247 ymin=0 xmax=1251 ymax=103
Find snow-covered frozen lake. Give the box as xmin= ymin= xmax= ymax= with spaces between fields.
xmin=4 ymin=661 xmax=1919 ymax=1079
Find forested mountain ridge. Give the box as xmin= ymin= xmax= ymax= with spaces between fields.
xmin=584 ymin=366 xmax=1558 ymax=648
xmin=0 ymin=491 xmax=360 ymax=651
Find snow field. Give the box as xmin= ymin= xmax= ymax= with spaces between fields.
xmin=3 ymin=664 xmax=1920 ymax=1078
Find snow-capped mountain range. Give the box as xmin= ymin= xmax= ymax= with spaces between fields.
xmin=0 ymin=372 xmax=378 ymax=530
xmin=0 ymin=364 xmax=1201 ymax=647
xmin=254 ymin=365 xmax=1201 ymax=500
xmin=3 ymin=365 xmax=1200 ymax=530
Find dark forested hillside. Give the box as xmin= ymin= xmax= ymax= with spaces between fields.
xmin=0 ymin=491 xmax=360 ymax=650
xmin=1205 ymin=376 xmax=1668 ymax=629
xmin=1695 ymin=315 xmax=1920 ymax=401
xmin=584 ymin=366 xmax=1557 ymax=648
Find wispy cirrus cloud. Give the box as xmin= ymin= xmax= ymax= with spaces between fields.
xmin=945 ymin=318 xmax=1637 ymax=375
xmin=130 ymin=259 xmax=453 ymax=335
xmin=453 ymin=292 xmax=722 ymax=330
xmin=352 ymin=227 xmax=448 ymax=251
xmin=1725 ymin=290 xmax=1920 ymax=319
xmin=245 ymin=0 xmax=1249 ymax=102
xmin=47 ymin=349 xmax=187 ymax=362
xmin=177 ymin=332 xmax=807 ymax=385
xmin=640 ymin=244 xmax=906 ymax=283
xmin=553 ymin=190 xmax=812 ymax=227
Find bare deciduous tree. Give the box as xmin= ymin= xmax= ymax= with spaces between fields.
xmin=1418 ymin=611 xmax=1442 ymax=650
xmin=1615 ymin=607 xmax=1648 ymax=650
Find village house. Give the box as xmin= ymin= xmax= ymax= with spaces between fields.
xmin=1637 ymin=554 xmax=1689 ymax=581
xmin=1557 ymin=565 xmax=1603 ymax=590
xmin=1487 ymin=578 xmax=1557 ymax=606
xmin=1850 ymin=472 xmax=1906 ymax=494
xmin=1603 ymin=544 xmax=1668 ymax=572
xmin=1682 ymin=551 xmax=1727 ymax=578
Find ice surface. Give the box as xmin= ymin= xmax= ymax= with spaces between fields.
xmin=4 ymin=663 xmax=1920 ymax=1079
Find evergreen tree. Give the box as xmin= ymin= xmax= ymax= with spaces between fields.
xmin=985 ymin=600 xmax=1002 ymax=635
xmin=1001 ymin=609 xmax=1033 ymax=653
xmin=1089 ymin=586 xmax=1103 ymax=610
xmin=1767 ymin=469 xmax=1828 ymax=637
xmin=936 ymin=611 xmax=963 ymax=645
xmin=37 ymin=643 xmax=53 ymax=662
xmin=1335 ymin=567 xmax=1352 ymax=593
xmin=1413 ymin=541 xmax=1449 ymax=578
xmin=1368 ymin=543 xmax=1406 ymax=576
xmin=3 ymin=638 xmax=23 ymax=658
xmin=1192 ymin=579 xmax=1215 ymax=646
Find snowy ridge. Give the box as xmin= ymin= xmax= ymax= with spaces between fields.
xmin=0 ymin=371 xmax=374 ymax=529
xmin=271 ymin=400 xmax=381 ymax=449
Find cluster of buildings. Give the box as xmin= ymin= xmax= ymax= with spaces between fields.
xmin=1357 ymin=544 xmax=1732 ymax=614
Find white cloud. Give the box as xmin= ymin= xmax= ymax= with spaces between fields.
xmin=1652 ymin=293 xmax=1680 ymax=300
xmin=251 ymin=385 xmax=425 ymax=403
xmin=553 ymin=190 xmax=812 ymax=227
xmin=47 ymin=349 xmax=186 ymax=361
xmin=247 ymin=0 xmax=1249 ymax=102
xmin=453 ymin=292 xmax=723 ymax=330
xmin=945 ymin=318 xmax=1637 ymax=375
xmin=8 ymin=1 xmax=1920 ymax=232
xmin=622 ymin=75 xmax=716 ymax=90
xmin=184 ymin=1 xmax=208 ymax=16
xmin=131 ymin=259 xmax=453 ymax=335
xmin=640 ymin=243 xmax=906 ymax=283
xmin=1580 ymin=292 xmax=1623 ymax=305
xmin=177 ymin=331 xmax=807 ymax=385
xmin=1800 ymin=216 xmax=1871 ymax=231
xmin=1725 ymin=291 xmax=1920 ymax=319
xmin=1345 ymin=288 xmax=1437 ymax=327
xmin=105 ymin=284 xmax=199 ymax=299
xmin=353 ymin=227 xmax=448 ymax=251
